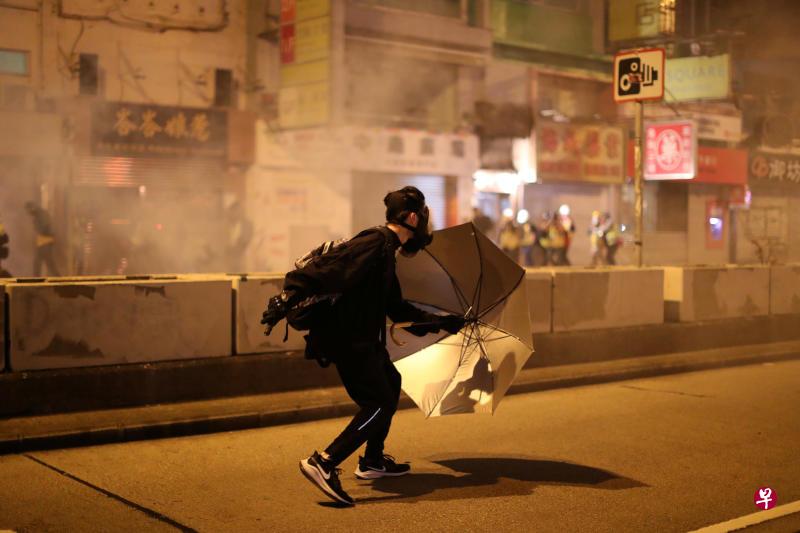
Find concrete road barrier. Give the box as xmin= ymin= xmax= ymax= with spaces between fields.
xmin=6 ymin=279 xmax=233 ymax=371
xmin=550 ymin=267 xmax=664 ymax=332
xmin=0 ymin=279 xmax=9 ymax=372
xmin=769 ymin=264 xmax=800 ymax=315
xmin=664 ymin=265 xmax=770 ymax=322
xmin=525 ymin=270 xmax=552 ymax=334
xmin=234 ymin=275 xmax=306 ymax=354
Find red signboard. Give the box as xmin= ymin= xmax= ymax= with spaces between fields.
xmin=644 ymin=120 xmax=696 ymax=180
xmin=628 ymin=143 xmax=746 ymax=185
xmin=280 ymin=0 xmax=296 ymax=24
xmin=280 ymin=24 xmax=296 ymax=64
xmin=627 ymin=144 xmax=745 ymax=184
xmin=696 ymin=146 xmax=747 ymax=184
xmin=536 ymin=122 xmax=624 ymax=184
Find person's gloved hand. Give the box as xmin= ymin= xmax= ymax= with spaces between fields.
xmin=438 ymin=315 xmax=466 ymax=335
xmin=261 ymin=291 xmax=292 ymax=334
xmin=403 ymin=314 xmax=465 ymax=337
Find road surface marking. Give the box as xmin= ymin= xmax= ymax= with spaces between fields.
xmin=689 ymin=500 xmax=800 ymax=532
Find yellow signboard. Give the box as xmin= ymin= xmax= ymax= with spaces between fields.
xmin=608 ymin=0 xmax=660 ymax=42
xmin=279 ymin=82 xmax=330 ymax=129
xmin=295 ymin=0 xmax=330 ymax=22
xmin=294 ymin=16 xmax=330 ymax=64
xmin=280 ymin=60 xmax=329 ymax=86
xmin=665 ymin=54 xmax=730 ymax=102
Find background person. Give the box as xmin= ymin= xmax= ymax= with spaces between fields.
xmin=24 ymin=201 xmax=60 ymax=277
xmin=0 ymin=218 xmax=11 ymax=277
xmin=499 ymin=219 xmax=521 ymax=262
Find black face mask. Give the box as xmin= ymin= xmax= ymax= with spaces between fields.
xmin=398 ymin=206 xmax=433 ymax=257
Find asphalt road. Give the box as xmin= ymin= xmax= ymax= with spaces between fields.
xmin=1 ymin=360 xmax=799 ymax=533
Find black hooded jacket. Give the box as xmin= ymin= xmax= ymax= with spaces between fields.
xmin=283 ymin=227 xmax=434 ymax=348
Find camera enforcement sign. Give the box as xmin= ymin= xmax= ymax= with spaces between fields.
xmin=613 ymin=48 xmax=665 ymax=103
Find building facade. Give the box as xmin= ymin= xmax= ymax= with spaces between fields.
xmin=0 ymin=0 xmax=260 ymax=275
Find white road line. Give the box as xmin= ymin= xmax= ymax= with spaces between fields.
xmin=689 ymin=500 xmax=800 ymax=533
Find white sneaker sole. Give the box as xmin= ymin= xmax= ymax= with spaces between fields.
xmin=354 ymin=467 xmax=410 ymax=480
xmin=299 ymin=459 xmax=354 ymax=506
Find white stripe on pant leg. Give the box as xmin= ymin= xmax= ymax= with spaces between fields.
xmin=357 ymin=408 xmax=382 ymax=431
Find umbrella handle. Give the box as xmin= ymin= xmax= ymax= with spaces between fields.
xmin=389 ymin=322 xmax=414 ymax=346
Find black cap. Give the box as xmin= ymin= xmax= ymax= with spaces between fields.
xmin=384 ymin=186 xmax=426 ymax=223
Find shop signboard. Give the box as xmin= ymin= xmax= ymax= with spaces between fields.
xmin=647 ymin=108 xmax=741 ymax=142
xmin=627 ymin=143 xmax=745 ymax=184
xmin=273 ymin=127 xmax=480 ymax=176
xmin=348 ymin=127 xmax=480 ymax=176
xmin=90 ymin=102 xmax=227 ymax=159
xmin=665 ymin=54 xmax=730 ymax=102
xmin=749 ymin=151 xmax=800 ymax=184
xmin=644 ymin=120 xmax=696 ymax=180
xmin=536 ymin=122 xmax=625 ymax=184
xmin=696 ymin=146 xmax=747 ymax=184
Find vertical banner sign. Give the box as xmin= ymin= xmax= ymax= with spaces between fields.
xmin=279 ymin=0 xmax=331 ymax=129
xmin=644 ymin=120 xmax=697 ymax=180
xmin=280 ymin=25 xmax=296 ymax=64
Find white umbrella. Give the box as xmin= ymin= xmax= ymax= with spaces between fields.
xmin=390 ymin=222 xmax=534 ymax=417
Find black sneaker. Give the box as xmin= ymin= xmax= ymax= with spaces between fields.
xmin=299 ymin=452 xmax=354 ymax=506
xmin=354 ymin=454 xmax=411 ymax=480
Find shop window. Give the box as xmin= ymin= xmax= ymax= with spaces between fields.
xmin=420 ymin=137 xmax=434 ymax=156
xmin=0 ymin=49 xmax=29 ymax=76
xmin=537 ymin=73 xmax=615 ymax=122
xmin=660 ymin=0 xmax=676 ymax=35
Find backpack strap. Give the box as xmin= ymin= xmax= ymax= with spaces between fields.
xmin=372 ymin=225 xmax=397 ymax=348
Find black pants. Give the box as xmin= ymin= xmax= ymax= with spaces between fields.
xmin=325 ymin=342 xmax=401 ymax=466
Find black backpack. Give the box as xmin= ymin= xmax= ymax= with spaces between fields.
xmin=280 ymin=226 xmax=395 ymax=365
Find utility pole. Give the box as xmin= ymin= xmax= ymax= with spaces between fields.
xmin=634 ymin=100 xmax=643 ymax=267
xmin=613 ymin=48 xmax=664 ymax=268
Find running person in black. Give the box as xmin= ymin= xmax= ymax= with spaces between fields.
xmin=261 ymin=186 xmax=464 ymax=505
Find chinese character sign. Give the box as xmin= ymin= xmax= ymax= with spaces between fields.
xmin=749 ymin=151 xmax=800 ymax=184
xmin=644 ymin=120 xmax=696 ymax=180
xmin=536 ymin=122 xmax=624 ymax=184
xmin=91 ymin=102 xmax=227 ymax=159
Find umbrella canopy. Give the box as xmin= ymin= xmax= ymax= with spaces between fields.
xmin=391 ymin=222 xmax=534 ymax=416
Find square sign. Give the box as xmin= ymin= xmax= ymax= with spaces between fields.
xmin=613 ymin=48 xmax=665 ymax=103
xmin=644 ymin=120 xmax=697 ymax=180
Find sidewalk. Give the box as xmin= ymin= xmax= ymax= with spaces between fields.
xmin=2 ymin=339 xmax=799 ymax=455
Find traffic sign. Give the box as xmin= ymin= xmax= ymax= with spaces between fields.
xmin=613 ymin=48 xmax=665 ymax=103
